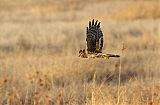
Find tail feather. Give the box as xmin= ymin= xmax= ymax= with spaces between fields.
xmin=107 ymin=54 xmax=120 ymax=57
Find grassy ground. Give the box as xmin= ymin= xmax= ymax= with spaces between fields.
xmin=0 ymin=0 xmax=160 ymax=105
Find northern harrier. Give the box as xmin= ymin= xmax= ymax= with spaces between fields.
xmin=79 ymin=19 xmax=120 ymax=59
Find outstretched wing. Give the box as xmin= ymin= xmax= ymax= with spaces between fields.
xmin=86 ymin=19 xmax=103 ymax=53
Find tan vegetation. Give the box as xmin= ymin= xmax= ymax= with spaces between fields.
xmin=0 ymin=0 xmax=160 ymax=105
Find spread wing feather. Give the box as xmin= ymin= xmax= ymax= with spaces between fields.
xmin=86 ymin=19 xmax=103 ymax=53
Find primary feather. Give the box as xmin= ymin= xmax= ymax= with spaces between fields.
xmin=86 ymin=19 xmax=103 ymax=53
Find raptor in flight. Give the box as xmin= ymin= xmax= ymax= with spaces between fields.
xmin=79 ymin=19 xmax=120 ymax=59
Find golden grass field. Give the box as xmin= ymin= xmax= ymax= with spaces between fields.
xmin=0 ymin=0 xmax=160 ymax=105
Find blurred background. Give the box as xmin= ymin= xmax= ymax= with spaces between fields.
xmin=0 ymin=0 xmax=160 ymax=104
xmin=0 ymin=0 xmax=159 ymax=56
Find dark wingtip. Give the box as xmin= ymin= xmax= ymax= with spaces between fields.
xmin=95 ymin=20 xmax=98 ymax=26
xmin=89 ymin=21 xmax=91 ymax=28
xmin=97 ymin=22 xmax=100 ymax=27
xmin=86 ymin=27 xmax=89 ymax=33
xmin=92 ymin=19 xmax=94 ymax=26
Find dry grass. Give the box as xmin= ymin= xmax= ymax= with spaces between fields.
xmin=0 ymin=0 xmax=160 ymax=105
xmin=111 ymin=1 xmax=160 ymax=21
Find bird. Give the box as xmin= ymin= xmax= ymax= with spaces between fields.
xmin=79 ymin=19 xmax=120 ymax=59
xmin=86 ymin=19 xmax=103 ymax=53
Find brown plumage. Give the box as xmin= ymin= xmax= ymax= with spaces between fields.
xmin=79 ymin=19 xmax=120 ymax=59
xmin=86 ymin=19 xmax=103 ymax=53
